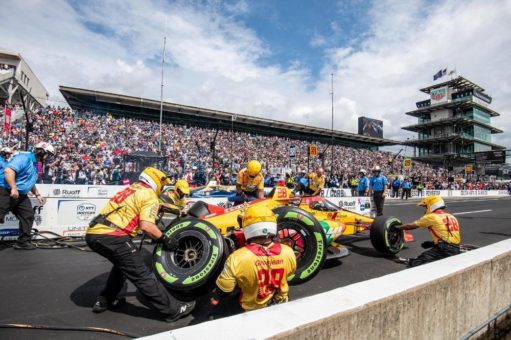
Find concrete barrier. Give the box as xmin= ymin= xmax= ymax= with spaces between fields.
xmin=141 ymin=239 xmax=511 ymax=340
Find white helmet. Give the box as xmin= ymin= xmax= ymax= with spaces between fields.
xmin=372 ymin=165 xmax=381 ymax=172
xmin=359 ymin=169 xmax=366 ymax=175
xmin=35 ymin=142 xmax=55 ymax=155
xmin=1 ymin=147 xmax=12 ymax=154
xmin=242 ymin=206 xmax=277 ymax=240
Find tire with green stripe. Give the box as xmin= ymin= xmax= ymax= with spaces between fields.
xmin=273 ymin=206 xmax=326 ymax=285
xmin=153 ymin=218 xmax=227 ymax=296
xmin=370 ymin=216 xmax=404 ymax=255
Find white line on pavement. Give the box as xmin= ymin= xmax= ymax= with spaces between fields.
xmin=452 ymin=209 xmax=492 ymax=215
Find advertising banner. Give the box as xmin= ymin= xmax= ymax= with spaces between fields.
xmin=430 ymin=86 xmax=449 ymax=105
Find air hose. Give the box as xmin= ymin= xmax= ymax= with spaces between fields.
xmin=0 ymin=323 xmax=139 ymax=338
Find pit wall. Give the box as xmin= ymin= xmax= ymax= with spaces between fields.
xmin=0 ymin=184 xmax=508 ymax=239
xmin=142 ymin=238 xmax=511 ymax=340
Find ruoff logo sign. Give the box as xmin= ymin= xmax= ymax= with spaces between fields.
xmin=53 ymin=188 xmax=81 ymax=197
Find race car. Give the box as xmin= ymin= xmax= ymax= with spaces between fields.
xmin=153 ymin=186 xmax=410 ymax=297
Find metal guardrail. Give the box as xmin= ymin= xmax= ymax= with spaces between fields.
xmin=460 ymin=303 xmax=511 ymax=340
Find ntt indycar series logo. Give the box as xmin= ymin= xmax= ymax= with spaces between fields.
xmin=76 ymin=203 xmax=96 ymax=220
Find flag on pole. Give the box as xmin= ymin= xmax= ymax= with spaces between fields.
xmin=433 ymin=68 xmax=447 ymax=80
xmin=4 ymin=106 xmax=11 ymax=133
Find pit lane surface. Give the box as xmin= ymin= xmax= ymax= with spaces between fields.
xmin=0 ymin=197 xmax=509 ymax=339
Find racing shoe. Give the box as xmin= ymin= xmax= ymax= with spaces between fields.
xmin=92 ymin=296 xmax=126 ymax=313
xmin=394 ymin=257 xmax=410 ymax=265
xmin=13 ymin=242 xmax=36 ymax=250
xmin=165 ymin=301 xmax=196 ymax=323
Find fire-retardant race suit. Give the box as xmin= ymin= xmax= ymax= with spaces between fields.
xmin=396 ymin=196 xmax=461 ymax=267
xmin=86 ymin=167 xmax=194 ymax=321
xmin=229 ymin=160 xmax=264 ymax=205
xmin=304 ymin=168 xmax=325 ymax=196
xmin=211 ymin=206 xmax=296 ymax=311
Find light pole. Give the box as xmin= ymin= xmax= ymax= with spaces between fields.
xmin=330 ymin=73 xmax=334 ymax=176
xmin=158 ymin=35 xmax=166 ymax=155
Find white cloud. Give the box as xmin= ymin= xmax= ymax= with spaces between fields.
xmin=0 ymin=0 xmax=509 ymax=149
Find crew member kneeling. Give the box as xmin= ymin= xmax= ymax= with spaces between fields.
xmin=229 ymin=160 xmax=264 ymax=205
xmin=85 ymin=167 xmax=195 ymax=322
xmin=210 ymin=205 xmax=296 ymax=311
xmin=395 ymin=196 xmax=461 ymax=267
xmin=161 ymin=179 xmax=190 ymax=214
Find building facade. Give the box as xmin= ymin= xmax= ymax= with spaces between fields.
xmin=402 ymin=76 xmax=505 ymax=166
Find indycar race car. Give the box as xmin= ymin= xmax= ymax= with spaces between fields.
xmin=153 ymin=187 xmax=411 ymax=297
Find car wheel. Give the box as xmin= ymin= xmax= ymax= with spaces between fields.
xmin=370 ymin=216 xmax=404 ymax=255
xmin=273 ymin=206 xmax=326 ymax=285
xmin=153 ymin=218 xmax=227 ymax=296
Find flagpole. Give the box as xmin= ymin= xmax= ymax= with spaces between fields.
xmin=159 ymin=18 xmax=167 ymax=155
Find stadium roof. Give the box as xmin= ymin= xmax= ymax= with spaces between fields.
xmin=59 ymin=86 xmax=398 ymax=149
xmin=420 ymin=76 xmax=485 ymax=94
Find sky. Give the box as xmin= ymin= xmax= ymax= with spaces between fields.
xmin=1 ymin=0 xmax=510 ymax=151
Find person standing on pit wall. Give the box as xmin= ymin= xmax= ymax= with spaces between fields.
xmin=391 ymin=176 xmax=401 ymax=198
xmin=368 ymin=165 xmax=388 ymax=216
xmin=394 ymin=196 xmax=461 ymax=267
xmin=417 ymin=181 xmax=424 ymax=197
xmin=85 ymin=167 xmax=195 ymax=322
xmin=349 ymin=175 xmax=359 ymax=197
xmin=304 ymin=168 xmax=326 ymax=196
xmin=0 ymin=142 xmax=53 ymax=250
xmin=209 ymin=205 xmax=296 ymax=313
xmin=401 ymin=177 xmax=412 ymax=200
xmin=357 ymin=169 xmax=369 ymax=196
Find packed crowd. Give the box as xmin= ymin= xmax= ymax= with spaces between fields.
xmin=0 ymin=106 xmax=506 ymax=189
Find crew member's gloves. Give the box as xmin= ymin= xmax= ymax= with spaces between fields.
xmin=159 ymin=234 xmax=178 ymax=251
xmin=421 ymin=241 xmax=435 ymax=249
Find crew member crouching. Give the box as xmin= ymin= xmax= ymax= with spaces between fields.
xmin=210 ymin=205 xmax=296 ymax=312
xmin=395 ymin=196 xmax=461 ymax=267
xmin=229 ymin=160 xmax=264 ymax=205
xmin=161 ymin=179 xmax=190 ymax=215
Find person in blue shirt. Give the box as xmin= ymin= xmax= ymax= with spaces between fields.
xmin=369 ymin=165 xmax=388 ymax=216
xmin=401 ymin=177 xmax=412 ymax=200
xmin=391 ymin=177 xmax=401 ymax=198
xmin=357 ymin=169 xmax=369 ymax=196
xmin=0 ymin=142 xmax=54 ymax=250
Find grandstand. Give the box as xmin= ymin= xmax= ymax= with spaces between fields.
xmin=59 ymin=86 xmax=398 ymax=150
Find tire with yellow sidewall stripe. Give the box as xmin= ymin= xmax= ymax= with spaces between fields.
xmin=273 ymin=206 xmax=327 ymax=285
xmin=153 ymin=218 xmax=227 ymax=296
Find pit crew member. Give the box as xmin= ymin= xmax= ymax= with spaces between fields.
xmin=0 ymin=142 xmax=52 ymax=250
xmin=85 ymin=167 xmax=195 ymax=322
xmin=210 ymin=205 xmax=296 ymax=312
xmin=229 ymin=160 xmax=264 ymax=205
xmin=394 ymin=196 xmax=461 ymax=267
xmin=368 ymin=165 xmax=387 ymax=216
xmin=304 ymin=167 xmax=325 ymax=196
xmin=161 ymin=179 xmax=190 ymax=214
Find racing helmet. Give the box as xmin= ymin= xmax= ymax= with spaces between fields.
xmin=139 ymin=167 xmax=171 ymax=197
xmin=35 ymin=141 xmax=55 ymax=155
xmin=247 ymin=160 xmax=262 ymax=177
xmin=174 ymin=179 xmax=190 ymax=198
xmin=417 ymin=195 xmax=445 ymax=214
xmin=242 ymin=205 xmax=277 ymax=241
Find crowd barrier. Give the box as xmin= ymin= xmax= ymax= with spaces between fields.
xmin=0 ymin=184 xmax=508 ymax=239
xmin=141 ymin=238 xmax=511 ymax=340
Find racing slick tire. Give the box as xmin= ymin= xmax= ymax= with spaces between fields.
xmin=273 ymin=206 xmax=327 ymax=285
xmin=153 ymin=218 xmax=227 ymax=296
xmin=370 ymin=216 xmax=404 ymax=255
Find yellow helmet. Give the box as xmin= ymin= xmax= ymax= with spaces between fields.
xmin=247 ymin=160 xmax=262 ymax=177
xmin=417 ymin=195 xmax=445 ymax=214
xmin=139 ymin=167 xmax=170 ymax=197
xmin=174 ymin=179 xmax=190 ymax=197
xmin=242 ymin=205 xmax=277 ymax=240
